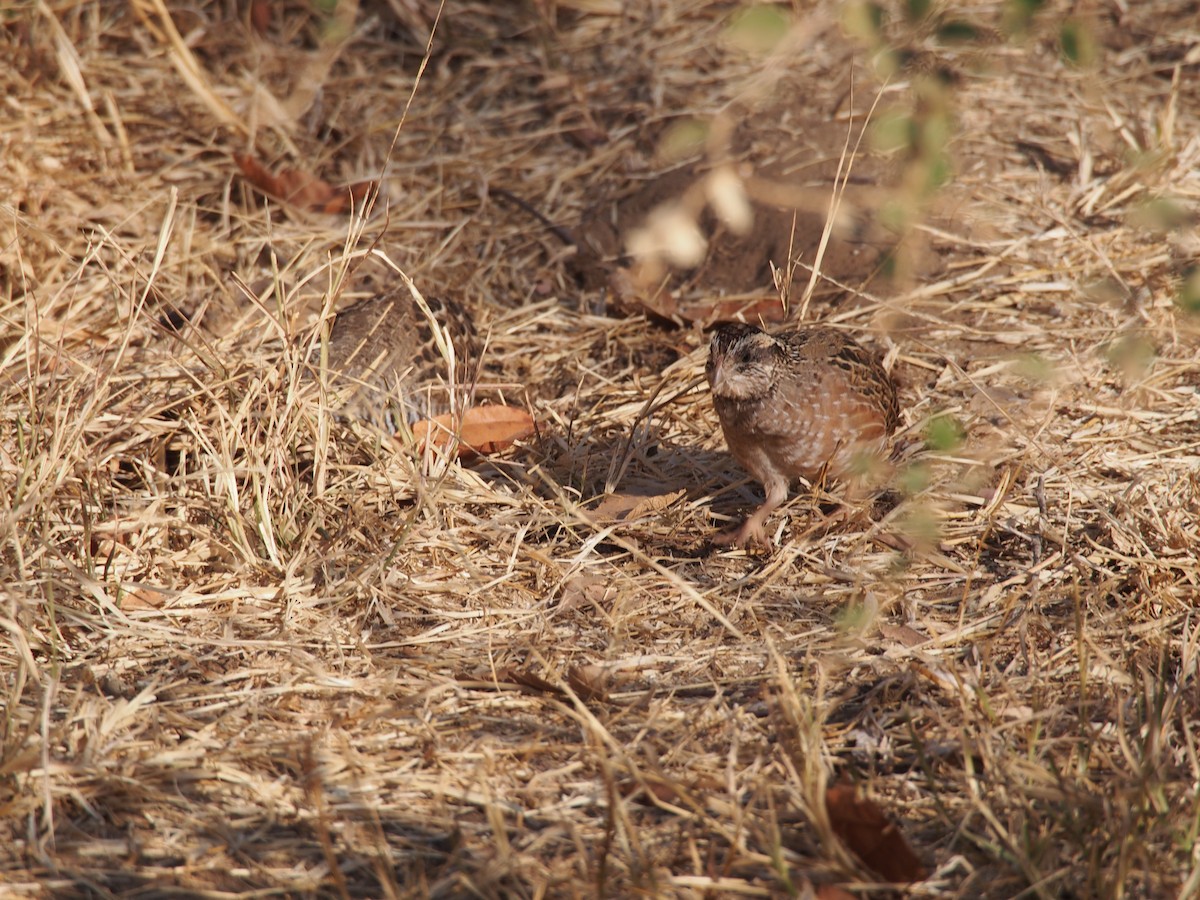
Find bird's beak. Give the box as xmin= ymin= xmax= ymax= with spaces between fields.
xmin=708 ymin=358 xmax=726 ymax=393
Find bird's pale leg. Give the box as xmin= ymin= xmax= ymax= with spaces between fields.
xmin=714 ymin=475 xmax=789 ymax=549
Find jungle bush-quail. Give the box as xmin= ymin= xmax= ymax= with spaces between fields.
xmin=706 ymin=322 xmax=900 ymax=548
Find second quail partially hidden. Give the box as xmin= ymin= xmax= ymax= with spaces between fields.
xmin=706 ymin=322 xmax=900 ymax=549
xmin=314 ymin=289 xmax=478 ymax=433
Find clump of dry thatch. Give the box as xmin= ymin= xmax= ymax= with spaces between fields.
xmin=2 ymin=1 xmax=1199 ymax=896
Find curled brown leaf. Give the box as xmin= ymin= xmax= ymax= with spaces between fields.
xmin=233 ymin=153 xmax=376 ymax=213
xmin=409 ymin=405 xmax=536 ymax=458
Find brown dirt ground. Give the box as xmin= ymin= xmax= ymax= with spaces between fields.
xmin=3 ymin=1 xmax=1200 ymax=897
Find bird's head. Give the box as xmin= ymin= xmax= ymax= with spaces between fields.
xmin=706 ymin=323 xmax=782 ymax=401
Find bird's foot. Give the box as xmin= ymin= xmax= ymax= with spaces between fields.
xmin=711 ymin=519 xmax=772 ymax=551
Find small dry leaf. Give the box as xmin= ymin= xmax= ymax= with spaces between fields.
xmin=233 ymin=153 xmax=376 ymax=213
xmin=566 ymin=125 xmax=610 ymax=148
xmin=409 ymin=405 xmax=535 ymax=458
xmin=496 ymin=668 xmax=562 ymax=696
xmin=590 ymin=489 xmax=685 ymax=523
xmin=119 ymin=586 xmax=169 ymax=611
xmin=249 ymin=0 xmax=272 ymax=33
xmin=912 ymin=660 xmax=965 ymax=693
xmin=618 ymin=775 xmax=687 ymax=806
xmin=879 ymin=623 xmax=930 ymax=648
xmin=555 ymin=109 xmax=610 ymax=148
xmin=826 ymin=783 xmax=927 ymax=883
xmin=566 ymin=665 xmax=609 ymax=702
xmin=559 ymin=574 xmax=610 ymax=611
xmin=608 ymin=267 xmax=787 ymax=329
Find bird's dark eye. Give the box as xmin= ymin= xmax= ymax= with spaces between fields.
xmin=737 ymin=348 xmax=753 ymax=365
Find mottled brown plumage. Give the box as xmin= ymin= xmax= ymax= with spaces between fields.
xmin=313 ymin=290 xmax=478 ymax=433
xmin=706 ymin=322 xmax=899 ymax=548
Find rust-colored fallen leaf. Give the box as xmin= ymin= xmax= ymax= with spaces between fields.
xmin=233 ymin=153 xmax=376 ymax=214
xmin=566 ymin=124 xmax=610 ymax=148
xmin=250 ymin=0 xmax=272 ymax=33
xmin=826 ymin=783 xmax=927 ymax=883
xmin=409 ymin=404 xmax=535 ymax=458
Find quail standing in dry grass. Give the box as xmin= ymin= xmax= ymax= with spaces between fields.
xmin=313 ymin=289 xmax=478 ymax=433
xmin=706 ymin=322 xmax=900 ymax=549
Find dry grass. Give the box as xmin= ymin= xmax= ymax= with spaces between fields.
xmin=3 ymin=1 xmax=1200 ymax=897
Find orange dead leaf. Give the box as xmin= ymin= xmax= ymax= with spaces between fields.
xmin=119 ymin=586 xmax=169 ymax=611
xmin=618 ymin=775 xmax=687 ymax=806
xmin=249 ymin=0 xmax=272 ymax=33
xmin=233 ymin=153 xmax=376 ymax=214
xmin=409 ymin=404 xmax=535 ymax=458
xmin=825 ymin=783 xmax=927 ymax=883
